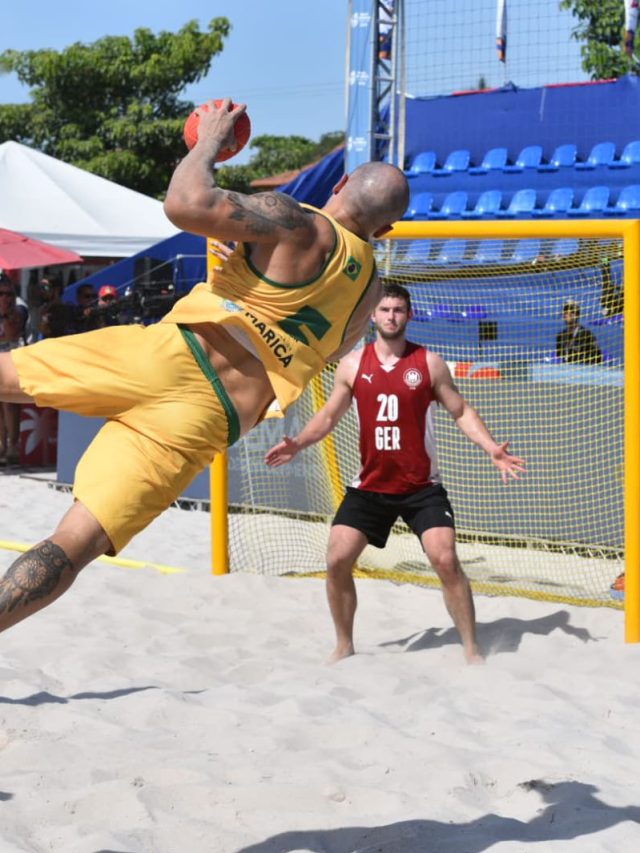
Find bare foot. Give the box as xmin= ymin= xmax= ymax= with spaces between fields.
xmin=327 ymin=644 xmax=355 ymax=665
xmin=464 ymin=646 xmax=485 ymax=665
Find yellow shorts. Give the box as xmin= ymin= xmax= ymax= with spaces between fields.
xmin=12 ymin=323 xmax=238 ymax=554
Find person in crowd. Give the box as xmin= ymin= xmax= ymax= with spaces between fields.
xmin=0 ymin=275 xmax=28 ymax=465
xmin=555 ymin=299 xmax=602 ymax=365
xmin=73 ymin=284 xmax=100 ymax=333
xmin=0 ymin=98 xmax=410 ymax=637
xmin=38 ymin=277 xmax=75 ymax=339
xmin=93 ymin=285 xmax=122 ymax=328
xmin=265 ymin=283 xmax=526 ymax=664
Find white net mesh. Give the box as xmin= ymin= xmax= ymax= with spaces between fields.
xmin=226 ymin=231 xmax=624 ymax=608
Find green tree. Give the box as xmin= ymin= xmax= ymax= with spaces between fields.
xmin=216 ymin=131 xmax=345 ymax=194
xmin=560 ymin=0 xmax=638 ymax=79
xmin=0 ymin=19 xmax=230 ymax=197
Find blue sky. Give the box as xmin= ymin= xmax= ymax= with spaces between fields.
xmin=1 ymin=1 xmax=586 ymax=167
xmin=0 ymin=0 xmax=349 ymax=165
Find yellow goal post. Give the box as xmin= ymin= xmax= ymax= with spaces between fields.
xmin=208 ymin=219 xmax=640 ymax=644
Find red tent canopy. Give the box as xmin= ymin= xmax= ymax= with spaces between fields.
xmin=0 ymin=227 xmax=83 ymax=271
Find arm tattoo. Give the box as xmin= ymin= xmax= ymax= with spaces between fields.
xmin=0 ymin=541 xmax=75 ymax=616
xmin=226 ymin=191 xmax=309 ymax=235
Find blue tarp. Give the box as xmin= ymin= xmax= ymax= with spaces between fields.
xmin=403 ymin=76 xmax=640 ymax=166
xmin=278 ymin=146 xmax=345 ymax=207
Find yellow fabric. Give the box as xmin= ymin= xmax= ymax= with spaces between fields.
xmin=12 ymin=324 xmax=229 ymax=553
xmin=162 ymin=205 xmax=377 ymax=412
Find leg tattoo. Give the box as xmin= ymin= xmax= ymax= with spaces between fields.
xmin=0 ymin=541 xmax=75 ymax=616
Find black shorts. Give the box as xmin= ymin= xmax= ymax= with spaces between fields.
xmin=332 ymin=484 xmax=455 ymax=549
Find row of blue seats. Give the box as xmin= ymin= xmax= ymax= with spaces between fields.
xmin=405 ymin=185 xmax=640 ymax=219
xmin=406 ymin=141 xmax=640 ymax=177
xmin=395 ymin=238 xmax=578 ymax=266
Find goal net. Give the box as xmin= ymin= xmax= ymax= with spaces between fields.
xmin=225 ymin=222 xmax=628 ymax=608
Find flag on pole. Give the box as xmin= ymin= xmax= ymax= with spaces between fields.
xmin=496 ymin=0 xmax=507 ymax=63
xmin=624 ymin=0 xmax=638 ymax=56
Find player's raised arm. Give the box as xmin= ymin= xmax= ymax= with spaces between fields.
xmin=164 ymin=99 xmax=316 ymax=246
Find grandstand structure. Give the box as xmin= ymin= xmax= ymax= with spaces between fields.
xmin=211 ymin=1 xmax=639 ymax=638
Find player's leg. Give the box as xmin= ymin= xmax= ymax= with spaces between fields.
xmin=0 ymin=500 xmax=112 ymax=634
xmin=326 ymin=524 xmax=368 ymax=662
xmin=420 ymin=526 xmax=482 ymax=663
xmin=327 ymin=489 xmax=394 ymax=662
xmin=403 ymin=485 xmax=482 ymax=664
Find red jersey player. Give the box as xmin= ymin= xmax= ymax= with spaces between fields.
xmin=266 ymin=283 xmax=526 ymax=664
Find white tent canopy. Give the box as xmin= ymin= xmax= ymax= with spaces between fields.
xmin=0 ymin=141 xmax=179 ymax=258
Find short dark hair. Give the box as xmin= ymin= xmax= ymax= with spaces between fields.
xmin=563 ymin=299 xmax=580 ymax=317
xmin=381 ymin=282 xmax=412 ymax=313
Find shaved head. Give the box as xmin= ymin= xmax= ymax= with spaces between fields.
xmin=340 ymin=162 xmax=410 ymax=232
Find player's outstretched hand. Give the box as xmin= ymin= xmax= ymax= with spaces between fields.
xmin=265 ymin=436 xmax=300 ymax=468
xmin=491 ymin=441 xmax=527 ymax=485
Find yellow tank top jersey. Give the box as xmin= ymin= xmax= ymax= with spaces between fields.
xmin=162 ymin=204 xmax=377 ymax=412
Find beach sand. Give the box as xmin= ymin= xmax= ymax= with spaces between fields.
xmin=1 ymin=471 xmax=639 ymax=852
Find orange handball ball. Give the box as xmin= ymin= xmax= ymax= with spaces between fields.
xmin=183 ymin=100 xmax=251 ymax=162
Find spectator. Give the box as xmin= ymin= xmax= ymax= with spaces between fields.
xmin=73 ymin=284 xmax=99 ymax=333
xmin=0 ymin=275 xmax=28 ymax=465
xmin=38 ymin=277 xmax=75 ymax=339
xmin=599 ymin=256 xmax=623 ymax=318
xmin=95 ymin=285 xmax=122 ymax=327
xmin=555 ymin=299 xmax=602 ymax=365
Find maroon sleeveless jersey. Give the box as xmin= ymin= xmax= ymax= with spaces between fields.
xmin=351 ymin=341 xmax=440 ymax=493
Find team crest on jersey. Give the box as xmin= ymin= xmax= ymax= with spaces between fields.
xmin=343 ymin=256 xmax=362 ymax=281
xmin=403 ymin=367 xmax=422 ymax=388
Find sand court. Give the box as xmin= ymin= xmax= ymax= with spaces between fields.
xmin=1 ymin=471 xmax=639 ymax=852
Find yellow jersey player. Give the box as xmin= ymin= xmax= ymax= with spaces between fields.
xmin=0 ymin=99 xmax=409 ymax=636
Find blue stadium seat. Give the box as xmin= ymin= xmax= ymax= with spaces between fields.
xmin=503 ymin=145 xmax=543 ymax=173
xmin=568 ymin=186 xmax=610 ymax=216
xmin=469 ymin=240 xmax=504 ymax=264
xmin=406 ymin=150 xmax=437 ymax=175
xmin=507 ymin=239 xmax=541 ymax=263
xmin=575 ymin=141 xmax=616 ymax=170
xmin=431 ymin=149 xmax=471 ymax=176
xmin=497 ymin=188 xmax=537 ymax=217
xmin=610 ymin=140 xmax=640 ymax=169
xmin=461 ymin=189 xmax=502 ymax=218
xmin=549 ymin=238 xmax=580 ymax=258
xmin=462 ymin=304 xmax=489 ymax=319
xmin=428 ymin=304 xmax=461 ymax=320
xmin=538 ymin=143 xmax=578 ymax=172
xmin=431 ymin=191 xmax=468 ymax=218
xmin=605 ymin=184 xmax=640 ymax=214
xmin=429 ymin=239 xmax=467 ymax=264
xmin=468 ymin=147 xmax=508 ymax=175
xmin=533 ymin=187 xmax=574 ymax=217
xmin=406 ymin=192 xmax=434 ymax=219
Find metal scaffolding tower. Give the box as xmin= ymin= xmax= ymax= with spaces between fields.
xmin=345 ymin=0 xmax=405 ymax=171
xmin=371 ymin=0 xmax=405 ymax=167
